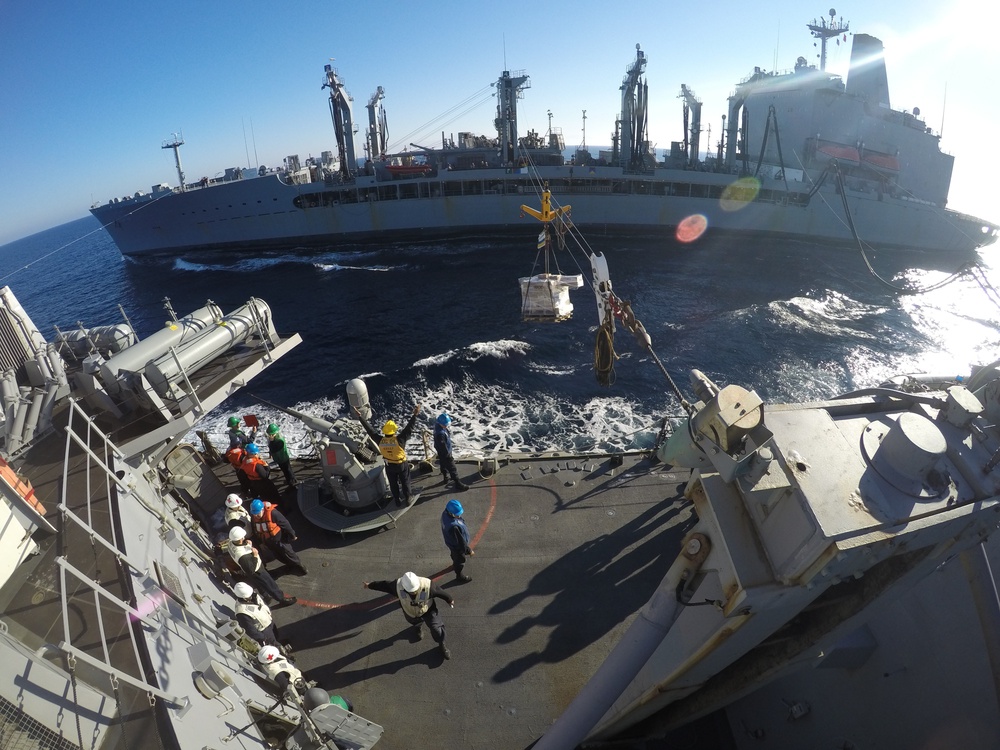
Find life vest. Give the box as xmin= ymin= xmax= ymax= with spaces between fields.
xmin=236 ymin=596 xmax=273 ymax=630
xmin=379 ymin=434 xmax=407 ymax=464
xmin=228 ymin=541 xmax=260 ymax=573
xmin=263 ymin=656 xmax=303 ymax=685
xmin=396 ymin=576 xmax=432 ymax=618
xmin=268 ymin=435 xmax=290 ymax=464
xmin=441 ymin=513 xmax=470 ymax=552
xmin=241 ymin=455 xmax=268 ymax=479
xmin=225 ymin=505 xmax=251 ymax=528
xmin=227 ymin=446 xmax=246 ymax=468
xmin=252 ymin=503 xmax=281 ymax=540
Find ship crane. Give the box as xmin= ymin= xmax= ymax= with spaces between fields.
xmin=618 ymin=45 xmax=648 ymax=171
xmin=365 ymin=85 xmax=388 ymax=162
xmin=678 ymin=85 xmax=702 ymax=168
xmin=323 ymin=63 xmax=358 ymax=180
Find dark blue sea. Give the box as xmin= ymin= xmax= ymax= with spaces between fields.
xmin=2 ymin=216 xmax=998 ymax=458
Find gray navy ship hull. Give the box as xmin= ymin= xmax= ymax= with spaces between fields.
xmin=91 ymin=164 xmax=996 ymax=258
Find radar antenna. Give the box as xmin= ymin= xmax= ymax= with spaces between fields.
xmin=807 ymin=8 xmax=849 ymax=71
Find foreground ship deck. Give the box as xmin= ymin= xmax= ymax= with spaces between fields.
xmin=4 ymin=285 xmax=1000 ymax=750
xmin=239 ymin=453 xmax=697 ymax=750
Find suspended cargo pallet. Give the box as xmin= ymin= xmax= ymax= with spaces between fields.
xmin=519 ymin=274 xmax=584 ymax=322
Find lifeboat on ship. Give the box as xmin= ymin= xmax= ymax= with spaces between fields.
xmin=812 ymin=139 xmax=861 ymax=167
xmin=860 ymin=149 xmax=900 ymax=174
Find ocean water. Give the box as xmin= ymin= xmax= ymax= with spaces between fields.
xmin=2 ymin=216 xmax=998 ymax=460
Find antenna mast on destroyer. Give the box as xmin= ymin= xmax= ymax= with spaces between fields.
xmin=162 ymin=134 xmax=185 ymax=192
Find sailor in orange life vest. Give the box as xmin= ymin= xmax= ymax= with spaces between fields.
xmin=240 ymin=443 xmax=282 ymax=503
xmin=226 ymin=443 xmax=252 ymax=495
xmin=249 ymin=498 xmax=308 ymax=576
xmin=355 ymin=404 xmax=421 ymax=507
xmin=363 ymin=572 xmax=455 ymax=659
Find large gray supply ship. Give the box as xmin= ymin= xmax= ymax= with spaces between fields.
xmin=91 ymin=15 xmax=999 ymax=260
xmin=2 ymin=224 xmax=1000 ymax=748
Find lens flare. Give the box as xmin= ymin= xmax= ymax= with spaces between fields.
xmin=720 ymin=177 xmax=761 ymax=212
xmin=676 ymin=214 xmax=708 ymax=243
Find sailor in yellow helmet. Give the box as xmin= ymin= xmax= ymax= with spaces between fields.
xmin=355 ymin=403 xmax=422 ymax=506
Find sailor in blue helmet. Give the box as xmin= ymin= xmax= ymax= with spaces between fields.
xmin=441 ymin=499 xmax=473 ymax=583
xmin=433 ymin=412 xmax=469 ymax=491
xmin=249 ymin=498 xmax=308 ymax=576
xmin=240 ymin=442 xmax=282 ymax=503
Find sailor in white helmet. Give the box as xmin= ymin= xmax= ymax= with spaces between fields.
xmin=233 ymin=582 xmax=282 ymax=649
xmin=228 ymin=527 xmax=296 ymax=606
xmin=363 ymin=571 xmax=456 ymax=659
xmin=224 ymin=493 xmax=252 ymax=534
xmin=257 ymin=645 xmax=306 ymax=694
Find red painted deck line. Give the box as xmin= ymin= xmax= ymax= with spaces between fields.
xmin=296 ymin=477 xmax=498 ymax=611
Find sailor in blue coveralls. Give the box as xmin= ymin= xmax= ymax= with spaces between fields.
xmin=441 ymin=498 xmax=474 ymax=583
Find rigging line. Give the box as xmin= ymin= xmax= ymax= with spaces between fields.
xmin=388 ymin=93 xmax=496 ymax=154
xmin=2 ymin=186 xmax=184 ymax=284
xmin=385 ymin=85 xmax=495 ymax=152
xmin=829 ymin=165 xmax=977 ymax=295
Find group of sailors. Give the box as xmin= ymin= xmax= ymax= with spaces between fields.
xmin=218 ymin=416 xmax=315 ymax=700
xmin=225 ymin=416 xmax=296 ymax=503
xmin=217 ymin=408 xmax=473 ymax=712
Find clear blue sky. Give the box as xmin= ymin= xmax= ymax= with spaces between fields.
xmin=1 ymin=0 xmax=996 ymax=246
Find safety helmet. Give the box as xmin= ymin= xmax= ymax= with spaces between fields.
xmin=250 ymin=499 xmax=265 ymax=516
xmin=400 ymin=571 xmax=420 ymax=593
xmin=437 ymin=413 xmax=451 ymax=426
xmin=245 ymin=443 xmax=259 ymax=455
xmin=382 ymin=420 xmax=397 ymax=436
xmin=229 ymin=527 xmax=247 ymax=543
xmin=228 ymin=416 xmax=240 ymax=428
xmin=445 ymin=499 xmax=464 ymax=516
xmin=267 ymin=423 xmax=279 ymax=436
xmin=233 ymin=582 xmax=254 ymax=599
xmin=225 ymin=493 xmax=243 ymax=509
xmin=257 ymin=645 xmax=281 ymax=664
xmin=330 ymin=695 xmax=350 ymax=710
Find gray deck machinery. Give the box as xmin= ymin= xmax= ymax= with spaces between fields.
xmin=263 ymin=378 xmax=409 ymax=533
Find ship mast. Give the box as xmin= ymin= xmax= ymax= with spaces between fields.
xmin=162 ymin=134 xmax=185 ymax=192
xmin=495 ymin=70 xmax=530 ymax=167
xmin=807 ymin=8 xmax=850 ymax=71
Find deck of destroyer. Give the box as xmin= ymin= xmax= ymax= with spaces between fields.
xmin=226 ymin=452 xmax=694 ymax=750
